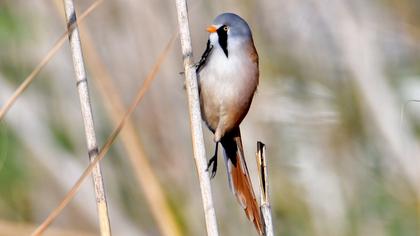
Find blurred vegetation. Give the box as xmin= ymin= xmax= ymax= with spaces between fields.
xmin=0 ymin=124 xmax=32 ymax=222
xmin=0 ymin=3 xmax=32 ymax=224
xmin=1 ymin=0 xmax=420 ymax=235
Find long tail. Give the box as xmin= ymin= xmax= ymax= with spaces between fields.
xmin=221 ymin=127 xmax=265 ymax=235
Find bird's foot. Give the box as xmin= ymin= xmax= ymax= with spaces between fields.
xmin=206 ymin=154 xmax=218 ymax=179
xmin=206 ymin=142 xmax=219 ymax=179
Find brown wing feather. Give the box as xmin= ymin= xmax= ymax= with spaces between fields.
xmin=221 ymin=128 xmax=265 ymax=235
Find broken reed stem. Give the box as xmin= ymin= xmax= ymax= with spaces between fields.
xmin=31 ymin=34 xmax=176 ymax=236
xmin=256 ymin=142 xmax=273 ymax=236
xmin=62 ymin=0 xmax=111 ymax=235
xmin=174 ymin=1 xmax=219 ymax=236
xmin=0 ymin=0 xmax=103 ymax=121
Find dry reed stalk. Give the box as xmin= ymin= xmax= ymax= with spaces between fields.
xmin=256 ymin=142 xmax=273 ymax=236
xmin=0 ymin=0 xmax=103 ymax=121
xmin=48 ymin=5 xmax=176 ymax=232
xmin=78 ymin=25 xmax=182 ymax=236
xmin=61 ymin=0 xmax=111 ymax=235
xmin=31 ymin=34 xmax=176 ymax=236
xmin=174 ymin=1 xmax=219 ymax=235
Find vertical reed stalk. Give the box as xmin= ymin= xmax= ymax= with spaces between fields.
xmin=256 ymin=142 xmax=273 ymax=236
xmin=174 ymin=1 xmax=219 ymax=235
xmin=62 ymin=0 xmax=111 ymax=235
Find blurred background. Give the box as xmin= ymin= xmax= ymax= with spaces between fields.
xmin=1 ymin=0 xmax=420 ymax=235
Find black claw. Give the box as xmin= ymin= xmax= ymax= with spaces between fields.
xmin=207 ymin=156 xmax=217 ymax=179
xmin=210 ymin=171 xmax=216 ymax=179
xmin=206 ymin=142 xmax=219 ymax=179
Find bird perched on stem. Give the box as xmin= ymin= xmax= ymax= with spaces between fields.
xmin=196 ymin=13 xmax=264 ymax=235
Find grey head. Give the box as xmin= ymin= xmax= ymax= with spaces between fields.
xmin=213 ymin=13 xmax=252 ymax=38
xmin=207 ymin=13 xmax=254 ymax=57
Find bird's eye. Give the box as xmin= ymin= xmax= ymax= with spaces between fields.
xmin=223 ymin=26 xmax=228 ymax=31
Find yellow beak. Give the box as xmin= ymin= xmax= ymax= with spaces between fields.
xmin=206 ymin=25 xmax=217 ymax=33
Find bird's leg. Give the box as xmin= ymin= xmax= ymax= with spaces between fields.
xmin=206 ymin=142 xmax=219 ymax=179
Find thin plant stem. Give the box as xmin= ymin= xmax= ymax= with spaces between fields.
xmin=62 ymin=0 xmax=111 ymax=235
xmin=256 ymin=142 xmax=273 ymax=236
xmin=174 ymin=1 xmax=219 ymax=235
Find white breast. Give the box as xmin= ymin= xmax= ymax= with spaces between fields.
xmin=198 ymin=38 xmax=258 ymax=132
xmin=200 ymin=38 xmax=257 ymax=99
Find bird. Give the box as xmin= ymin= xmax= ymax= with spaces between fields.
xmin=196 ymin=13 xmax=264 ymax=235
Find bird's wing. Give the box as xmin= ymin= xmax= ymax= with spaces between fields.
xmin=196 ymin=39 xmax=213 ymax=74
xmin=221 ymin=127 xmax=265 ymax=235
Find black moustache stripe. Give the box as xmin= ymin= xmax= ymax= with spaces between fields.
xmin=217 ymin=26 xmax=228 ymax=58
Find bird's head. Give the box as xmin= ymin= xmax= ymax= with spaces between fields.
xmin=206 ymin=13 xmax=253 ymax=58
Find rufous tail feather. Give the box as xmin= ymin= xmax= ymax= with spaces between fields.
xmin=221 ymin=127 xmax=265 ymax=235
